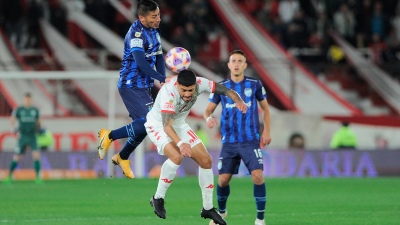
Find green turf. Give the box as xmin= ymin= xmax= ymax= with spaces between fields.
xmin=1 ymin=177 xmax=399 ymax=225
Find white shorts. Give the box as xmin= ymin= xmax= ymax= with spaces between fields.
xmin=145 ymin=122 xmax=202 ymax=155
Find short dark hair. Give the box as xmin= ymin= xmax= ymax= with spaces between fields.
xmin=341 ymin=121 xmax=350 ymax=126
xmin=137 ymin=0 xmax=159 ymax=17
xmin=25 ymin=92 xmax=31 ymax=97
xmin=177 ymin=69 xmax=197 ymax=87
xmin=229 ymin=49 xmax=246 ymax=59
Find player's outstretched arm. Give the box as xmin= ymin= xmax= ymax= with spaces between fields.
xmin=204 ymin=102 xmax=218 ymax=129
xmin=133 ymin=51 xmax=166 ymax=83
xmin=214 ymin=83 xmax=247 ymax=113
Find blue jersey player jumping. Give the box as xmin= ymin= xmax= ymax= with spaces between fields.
xmin=204 ymin=50 xmax=272 ymax=225
xmin=97 ymin=0 xmax=167 ymax=179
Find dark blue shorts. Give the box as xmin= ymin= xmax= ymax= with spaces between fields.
xmin=119 ymin=87 xmax=153 ymax=120
xmin=217 ymin=140 xmax=264 ymax=175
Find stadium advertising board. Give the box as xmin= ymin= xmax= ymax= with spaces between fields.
xmin=0 ymin=150 xmax=399 ymax=180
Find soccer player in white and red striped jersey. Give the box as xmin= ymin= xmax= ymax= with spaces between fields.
xmin=145 ymin=69 xmax=247 ymax=225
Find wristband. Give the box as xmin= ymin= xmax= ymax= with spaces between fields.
xmin=206 ymin=116 xmax=213 ymax=123
xmin=177 ymin=140 xmax=183 ymax=147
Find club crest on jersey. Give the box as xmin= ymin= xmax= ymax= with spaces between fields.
xmin=30 ymin=110 xmax=37 ymax=116
xmin=135 ymin=32 xmax=141 ymax=37
xmin=244 ymin=88 xmax=252 ymax=97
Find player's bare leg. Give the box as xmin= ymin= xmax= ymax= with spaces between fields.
xmin=191 ymin=144 xmax=227 ymax=225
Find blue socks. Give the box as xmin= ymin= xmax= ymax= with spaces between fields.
xmin=216 ymin=185 xmax=230 ymax=213
xmin=254 ymin=183 xmax=266 ymax=220
xmin=217 ymin=183 xmax=266 ymax=220
xmin=107 ymin=119 xmax=147 ymax=160
xmin=109 ymin=119 xmax=146 ymax=140
xmin=119 ymin=134 xmax=146 ymax=160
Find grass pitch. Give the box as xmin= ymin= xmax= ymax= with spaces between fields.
xmin=1 ymin=177 xmax=399 ymax=225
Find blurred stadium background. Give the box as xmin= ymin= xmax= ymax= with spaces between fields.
xmin=0 ymin=0 xmax=400 ymax=224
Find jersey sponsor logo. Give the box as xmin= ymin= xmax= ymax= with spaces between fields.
xmin=130 ymin=38 xmax=143 ymax=48
xmin=225 ymin=101 xmax=252 ymax=108
xmin=163 ymin=101 xmax=174 ymax=109
xmin=244 ymin=88 xmax=252 ymax=97
xmin=144 ymin=51 xmax=159 ymax=58
xmin=134 ymin=32 xmax=141 ymax=37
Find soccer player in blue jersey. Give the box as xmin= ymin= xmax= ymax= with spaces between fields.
xmin=204 ymin=50 xmax=272 ymax=225
xmin=97 ymin=0 xmax=167 ymax=178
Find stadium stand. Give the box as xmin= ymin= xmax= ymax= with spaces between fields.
xmin=1 ymin=0 xmax=400 ymax=118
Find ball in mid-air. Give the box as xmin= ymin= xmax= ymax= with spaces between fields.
xmin=165 ymin=47 xmax=191 ymax=73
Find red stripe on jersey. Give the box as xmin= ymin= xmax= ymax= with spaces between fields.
xmin=161 ymin=110 xmax=175 ymax=114
xmin=211 ymin=81 xmax=216 ymax=92
xmin=187 ymin=130 xmax=198 ymax=140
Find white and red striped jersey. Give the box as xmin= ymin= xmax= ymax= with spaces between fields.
xmin=146 ymin=76 xmax=215 ymax=125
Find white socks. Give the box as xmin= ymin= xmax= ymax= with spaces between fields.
xmin=154 ymin=159 xmax=179 ymax=199
xmin=199 ymin=167 xmax=214 ymax=210
xmin=154 ymin=160 xmax=215 ymax=211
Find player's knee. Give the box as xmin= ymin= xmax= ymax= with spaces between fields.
xmin=32 ymin=152 xmax=41 ymax=160
xmin=198 ymin=155 xmax=212 ymax=169
xmin=252 ymin=170 xmax=265 ymax=184
xmin=218 ymin=178 xmax=230 ymax=187
xmin=169 ymin=154 xmax=184 ymax=165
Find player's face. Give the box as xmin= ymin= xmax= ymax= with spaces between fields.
xmin=227 ymin=54 xmax=247 ymax=77
xmin=23 ymin=96 xmax=32 ymax=107
xmin=139 ymin=8 xmax=161 ymax=29
xmin=178 ymin=84 xmax=196 ymax=102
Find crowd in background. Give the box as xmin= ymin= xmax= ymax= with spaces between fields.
xmin=244 ymin=0 xmax=400 ymax=68
xmin=2 ymin=0 xmax=400 ymax=78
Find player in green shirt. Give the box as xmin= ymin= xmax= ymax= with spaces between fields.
xmin=4 ymin=93 xmax=42 ymax=184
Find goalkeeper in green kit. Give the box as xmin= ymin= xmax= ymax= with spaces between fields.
xmin=4 ymin=93 xmax=42 ymax=184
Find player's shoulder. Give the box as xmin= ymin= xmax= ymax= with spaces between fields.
xmin=219 ymin=78 xmax=230 ymax=85
xmin=163 ymin=78 xmax=179 ymax=92
xmin=129 ymin=22 xmax=144 ymax=35
xmin=244 ymin=76 xmax=260 ymax=83
xmin=15 ymin=106 xmax=24 ymax=111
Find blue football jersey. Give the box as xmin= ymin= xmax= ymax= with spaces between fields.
xmin=118 ymin=20 xmax=163 ymax=89
xmin=209 ymin=76 xmax=267 ymax=143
